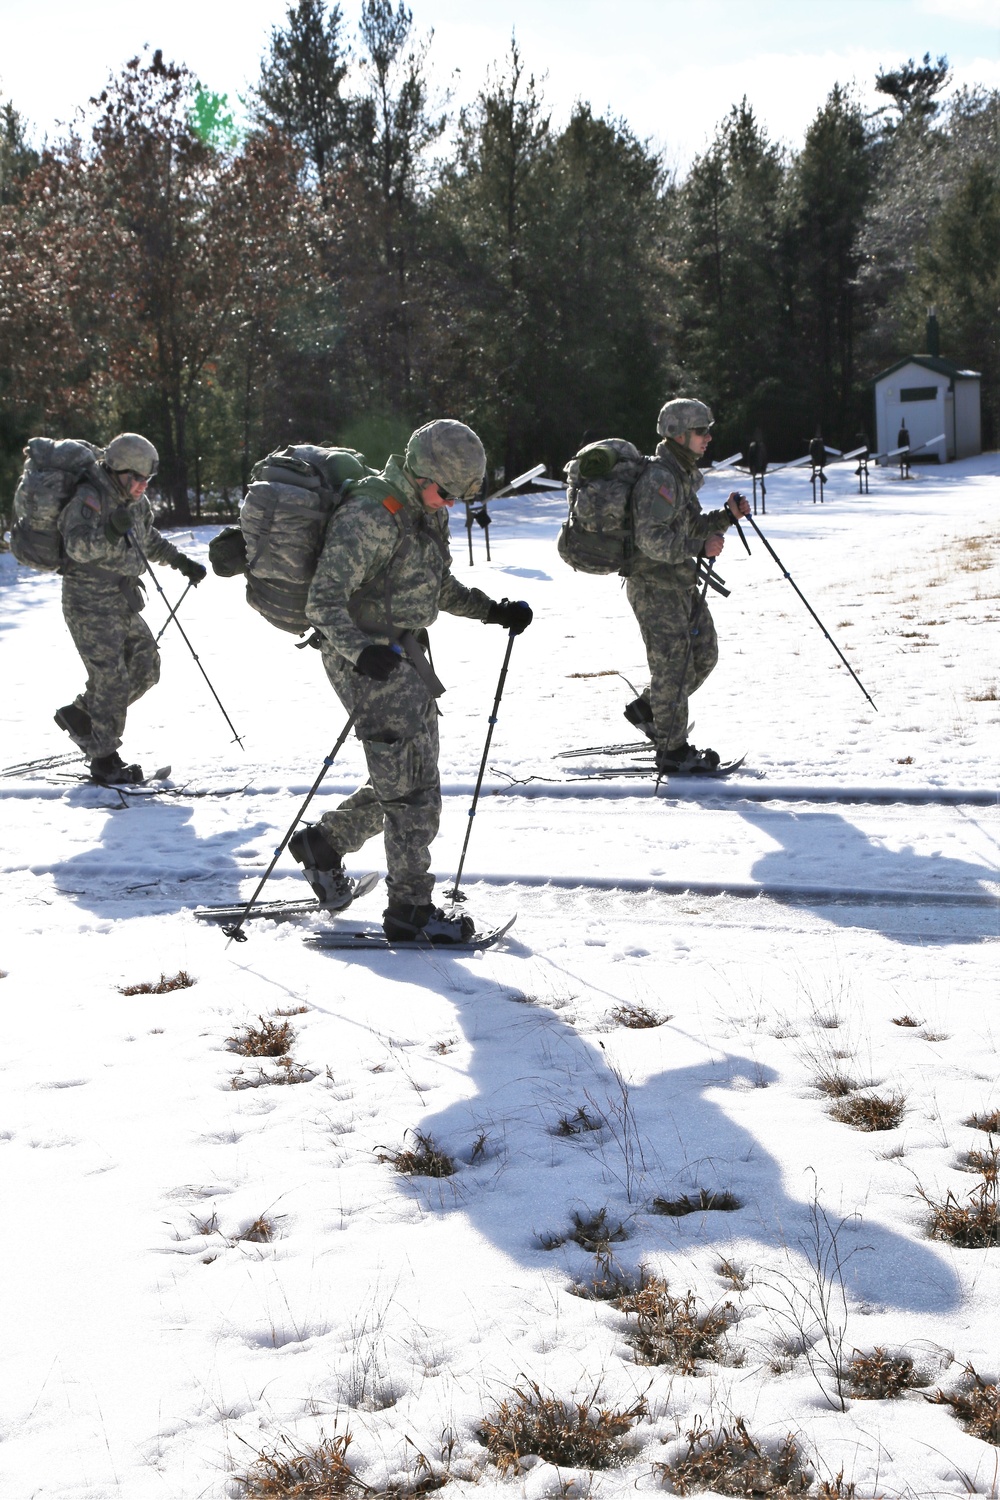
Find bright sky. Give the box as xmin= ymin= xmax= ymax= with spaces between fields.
xmin=3 ymin=0 xmax=998 ymax=170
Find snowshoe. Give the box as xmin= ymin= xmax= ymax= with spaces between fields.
xmin=382 ymin=901 xmax=477 ymax=945
xmin=289 ymin=825 xmax=355 ymax=911
xmin=89 ymin=751 xmax=145 ymax=786
xmin=54 ymin=703 xmax=92 ymax=741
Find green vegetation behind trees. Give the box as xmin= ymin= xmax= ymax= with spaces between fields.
xmin=1 ymin=13 xmax=996 ymax=519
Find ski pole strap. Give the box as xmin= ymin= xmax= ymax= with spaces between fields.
xmin=398 ymin=630 xmax=446 ymax=698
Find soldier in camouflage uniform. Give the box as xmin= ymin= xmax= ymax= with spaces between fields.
xmin=292 ymin=419 xmax=532 ymax=944
xmin=55 ymin=433 xmax=206 ymax=784
xmin=624 ymin=398 xmax=750 ymax=775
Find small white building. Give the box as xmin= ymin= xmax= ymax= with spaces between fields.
xmin=873 ymin=354 xmax=981 ymax=462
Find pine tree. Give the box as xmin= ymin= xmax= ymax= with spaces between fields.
xmin=254 ymin=0 xmax=352 ymax=207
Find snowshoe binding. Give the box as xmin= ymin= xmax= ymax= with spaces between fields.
xmin=382 ymin=901 xmax=477 ymax=945
xmin=89 ymin=751 xmax=145 ymax=786
xmin=289 ymin=825 xmax=356 ymax=911
xmin=656 ymin=742 xmax=722 ymax=776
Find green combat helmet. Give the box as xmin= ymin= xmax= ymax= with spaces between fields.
xmin=657 ymin=398 xmax=714 ymax=439
xmin=405 ymin=420 xmax=485 ymax=500
xmin=104 ymin=432 xmax=159 ymax=478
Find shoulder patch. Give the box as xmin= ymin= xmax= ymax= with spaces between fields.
xmin=657 ymin=485 xmax=675 ymax=504
xmin=83 ymin=495 xmax=102 ymax=513
xmin=382 ymin=496 xmax=403 ymax=515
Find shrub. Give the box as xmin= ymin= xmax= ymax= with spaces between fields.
xmin=610 ymin=1003 xmax=669 ymax=1028
xmin=846 ymin=1347 xmax=923 ymax=1399
xmin=119 ymin=969 xmax=194 ymax=995
xmin=228 ymin=1017 xmax=295 ymax=1057
xmin=921 ymin=1177 xmax=1000 ymax=1248
xmin=480 ymin=1380 xmax=646 ymax=1472
xmin=616 ymin=1274 xmax=734 ymax=1373
xmin=966 ymin=1109 xmax=1000 ymax=1133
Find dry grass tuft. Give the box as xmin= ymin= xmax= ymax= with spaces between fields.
xmin=480 ymin=1380 xmax=646 ymax=1473
xmin=240 ymin=1215 xmax=276 ymax=1244
xmin=961 ymin=1138 xmax=1000 ymax=1180
xmin=653 ymin=1188 xmax=741 ymax=1217
xmin=829 ymin=1093 xmax=905 ymax=1132
xmin=617 ymin=1274 xmax=735 ymax=1373
xmin=920 ymin=1176 xmax=1000 ymax=1248
xmin=891 ymin=1014 xmax=922 ymax=1027
xmin=228 ymin=1016 xmax=296 ymax=1057
xmin=966 ymin=1109 xmax=1000 ymax=1133
xmin=377 ymin=1130 xmax=456 ymax=1178
xmin=238 ymin=1431 xmax=356 ymax=1497
xmin=231 ymin=1058 xmax=315 ymax=1090
xmin=846 ymin=1347 xmax=924 ymax=1400
xmin=542 ymin=1207 xmax=628 ymax=1253
xmin=655 ymin=1417 xmax=810 ymax=1496
xmin=813 ymin=1069 xmax=859 ymax=1098
xmin=554 ymin=1105 xmax=603 ymax=1136
xmin=969 ymin=684 xmax=999 ymax=702
xmin=718 ymin=1258 xmax=749 ymax=1292
xmin=274 ymin=1005 xmax=309 ymax=1016
xmin=119 ymin=969 xmax=194 ymax=995
xmin=927 ymin=1364 xmax=1000 ymax=1445
xmin=610 ymin=1003 xmax=669 ymax=1028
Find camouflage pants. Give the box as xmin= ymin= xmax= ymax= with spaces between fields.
xmin=61 ymin=580 xmax=160 ymax=758
xmin=626 ymin=575 xmax=718 ymax=752
xmin=318 ymin=646 xmax=441 ymax=907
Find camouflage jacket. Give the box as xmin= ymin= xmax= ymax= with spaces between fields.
xmin=629 ymin=439 xmax=734 ymax=586
xmin=59 ymin=468 xmax=181 ymax=582
xmin=306 ymin=454 xmax=493 ymax=663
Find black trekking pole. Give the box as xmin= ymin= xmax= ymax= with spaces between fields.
xmin=155 ymin=581 xmax=193 ymax=644
xmin=446 ymin=629 xmax=517 ymax=904
xmin=653 ymin=559 xmax=715 ymax=797
xmin=128 ymin=533 xmax=246 ymax=749
xmin=743 ymin=512 xmax=877 ymax=711
xmin=222 ymin=689 xmax=370 ymax=944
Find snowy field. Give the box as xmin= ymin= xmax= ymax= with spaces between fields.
xmin=0 ymin=453 xmax=998 ymax=1499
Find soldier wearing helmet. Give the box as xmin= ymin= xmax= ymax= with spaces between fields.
xmin=294 ymin=419 xmax=533 ymax=944
xmin=623 ymin=398 xmax=750 ymax=775
xmin=54 ymin=431 xmax=207 ymax=784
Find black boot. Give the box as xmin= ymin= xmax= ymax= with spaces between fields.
xmin=383 ymin=901 xmax=476 ymax=944
xmin=55 ymin=703 xmax=92 ymax=740
xmin=289 ymin=825 xmax=353 ymax=909
xmin=90 ymin=751 xmax=144 ymax=785
xmin=656 ymin=742 xmax=721 ymax=776
xmin=623 ymin=696 xmax=656 ymax=742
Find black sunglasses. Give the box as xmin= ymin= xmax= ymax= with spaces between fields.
xmin=689 ymin=426 xmax=712 ymax=437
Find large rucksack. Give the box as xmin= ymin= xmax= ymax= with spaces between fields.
xmin=238 ymin=444 xmax=373 ymax=635
xmin=10 ymin=438 xmax=103 ymax=571
xmin=557 ymin=439 xmax=648 ymax=577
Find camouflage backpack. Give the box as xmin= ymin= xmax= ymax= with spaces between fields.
xmin=9 ymin=437 xmax=103 ymax=571
xmin=557 ymin=439 xmax=648 ymax=577
xmin=221 ymin=444 xmax=374 ymax=635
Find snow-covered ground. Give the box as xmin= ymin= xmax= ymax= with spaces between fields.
xmin=0 ymin=454 xmax=998 ymax=1499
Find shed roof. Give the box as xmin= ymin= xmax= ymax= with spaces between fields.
xmin=872 ymin=354 xmax=981 ymax=384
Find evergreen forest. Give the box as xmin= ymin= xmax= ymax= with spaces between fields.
xmin=1 ymin=1 xmax=997 ymax=521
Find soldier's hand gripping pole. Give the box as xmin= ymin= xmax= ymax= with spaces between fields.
xmin=743 ymin=512 xmax=877 ymax=711
xmin=155 ymin=581 xmax=193 ymax=644
xmin=654 ymin=559 xmax=715 ymax=796
xmin=222 ymin=687 xmax=371 ymax=944
xmin=127 ymin=533 xmax=246 ymax=748
xmin=446 ymin=629 xmax=517 ymax=904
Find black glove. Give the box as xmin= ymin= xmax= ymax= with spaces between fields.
xmin=354 ymin=643 xmax=403 ymax=680
xmin=174 ymin=555 xmax=207 ymax=585
xmin=105 ymin=504 xmax=133 ymax=542
xmin=485 ymin=598 xmax=533 ymax=634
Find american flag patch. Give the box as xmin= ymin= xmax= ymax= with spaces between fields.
xmin=658 ymin=485 xmax=674 ymax=503
xmin=83 ymin=496 xmax=101 ymax=513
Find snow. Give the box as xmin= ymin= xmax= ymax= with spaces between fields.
xmin=0 ymin=453 xmax=998 ymax=1498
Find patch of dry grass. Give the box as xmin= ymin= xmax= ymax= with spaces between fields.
xmin=610 ymin=1003 xmax=670 ymax=1028
xmin=541 ymin=1207 xmax=628 ymax=1253
xmin=231 ymin=1058 xmax=315 ymax=1090
xmin=238 ymin=1430 xmax=446 ymax=1498
xmin=616 ymin=1274 xmax=735 ymax=1373
xmin=813 ymin=1070 xmax=859 ymax=1098
xmin=554 ymin=1105 xmax=603 ymax=1136
xmin=927 ymin=1364 xmax=1000 ymax=1444
xmin=227 ymin=1016 xmax=296 ymax=1057
xmin=891 ymin=1015 xmax=922 ymax=1028
xmin=377 ymin=1130 xmax=456 ymax=1178
xmin=960 ymin=1139 xmax=1000 ymax=1180
xmin=653 ymin=1188 xmax=741 ymax=1216
xmin=480 ymin=1380 xmax=646 ymax=1472
xmin=119 ymin=969 xmax=194 ymax=995
xmin=920 ymin=1176 xmax=1000 ymax=1248
xmin=966 ymin=1109 xmax=1000 ymax=1133
xmin=846 ymin=1347 xmax=924 ymax=1399
xmin=829 ymin=1094 xmax=905 ymax=1132
xmin=655 ymin=1417 xmax=810 ymax=1496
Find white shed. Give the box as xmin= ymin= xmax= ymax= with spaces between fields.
xmin=873 ymin=355 xmax=981 ymax=462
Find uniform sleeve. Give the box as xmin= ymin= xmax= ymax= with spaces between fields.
xmin=143 ymin=509 xmax=182 ymax=567
xmin=632 ymin=467 xmax=733 ymax=565
xmin=305 ymin=502 xmax=399 ymax=662
xmin=438 ymin=569 xmax=493 ymax=620
xmin=58 ymin=483 xmax=126 ymax=568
